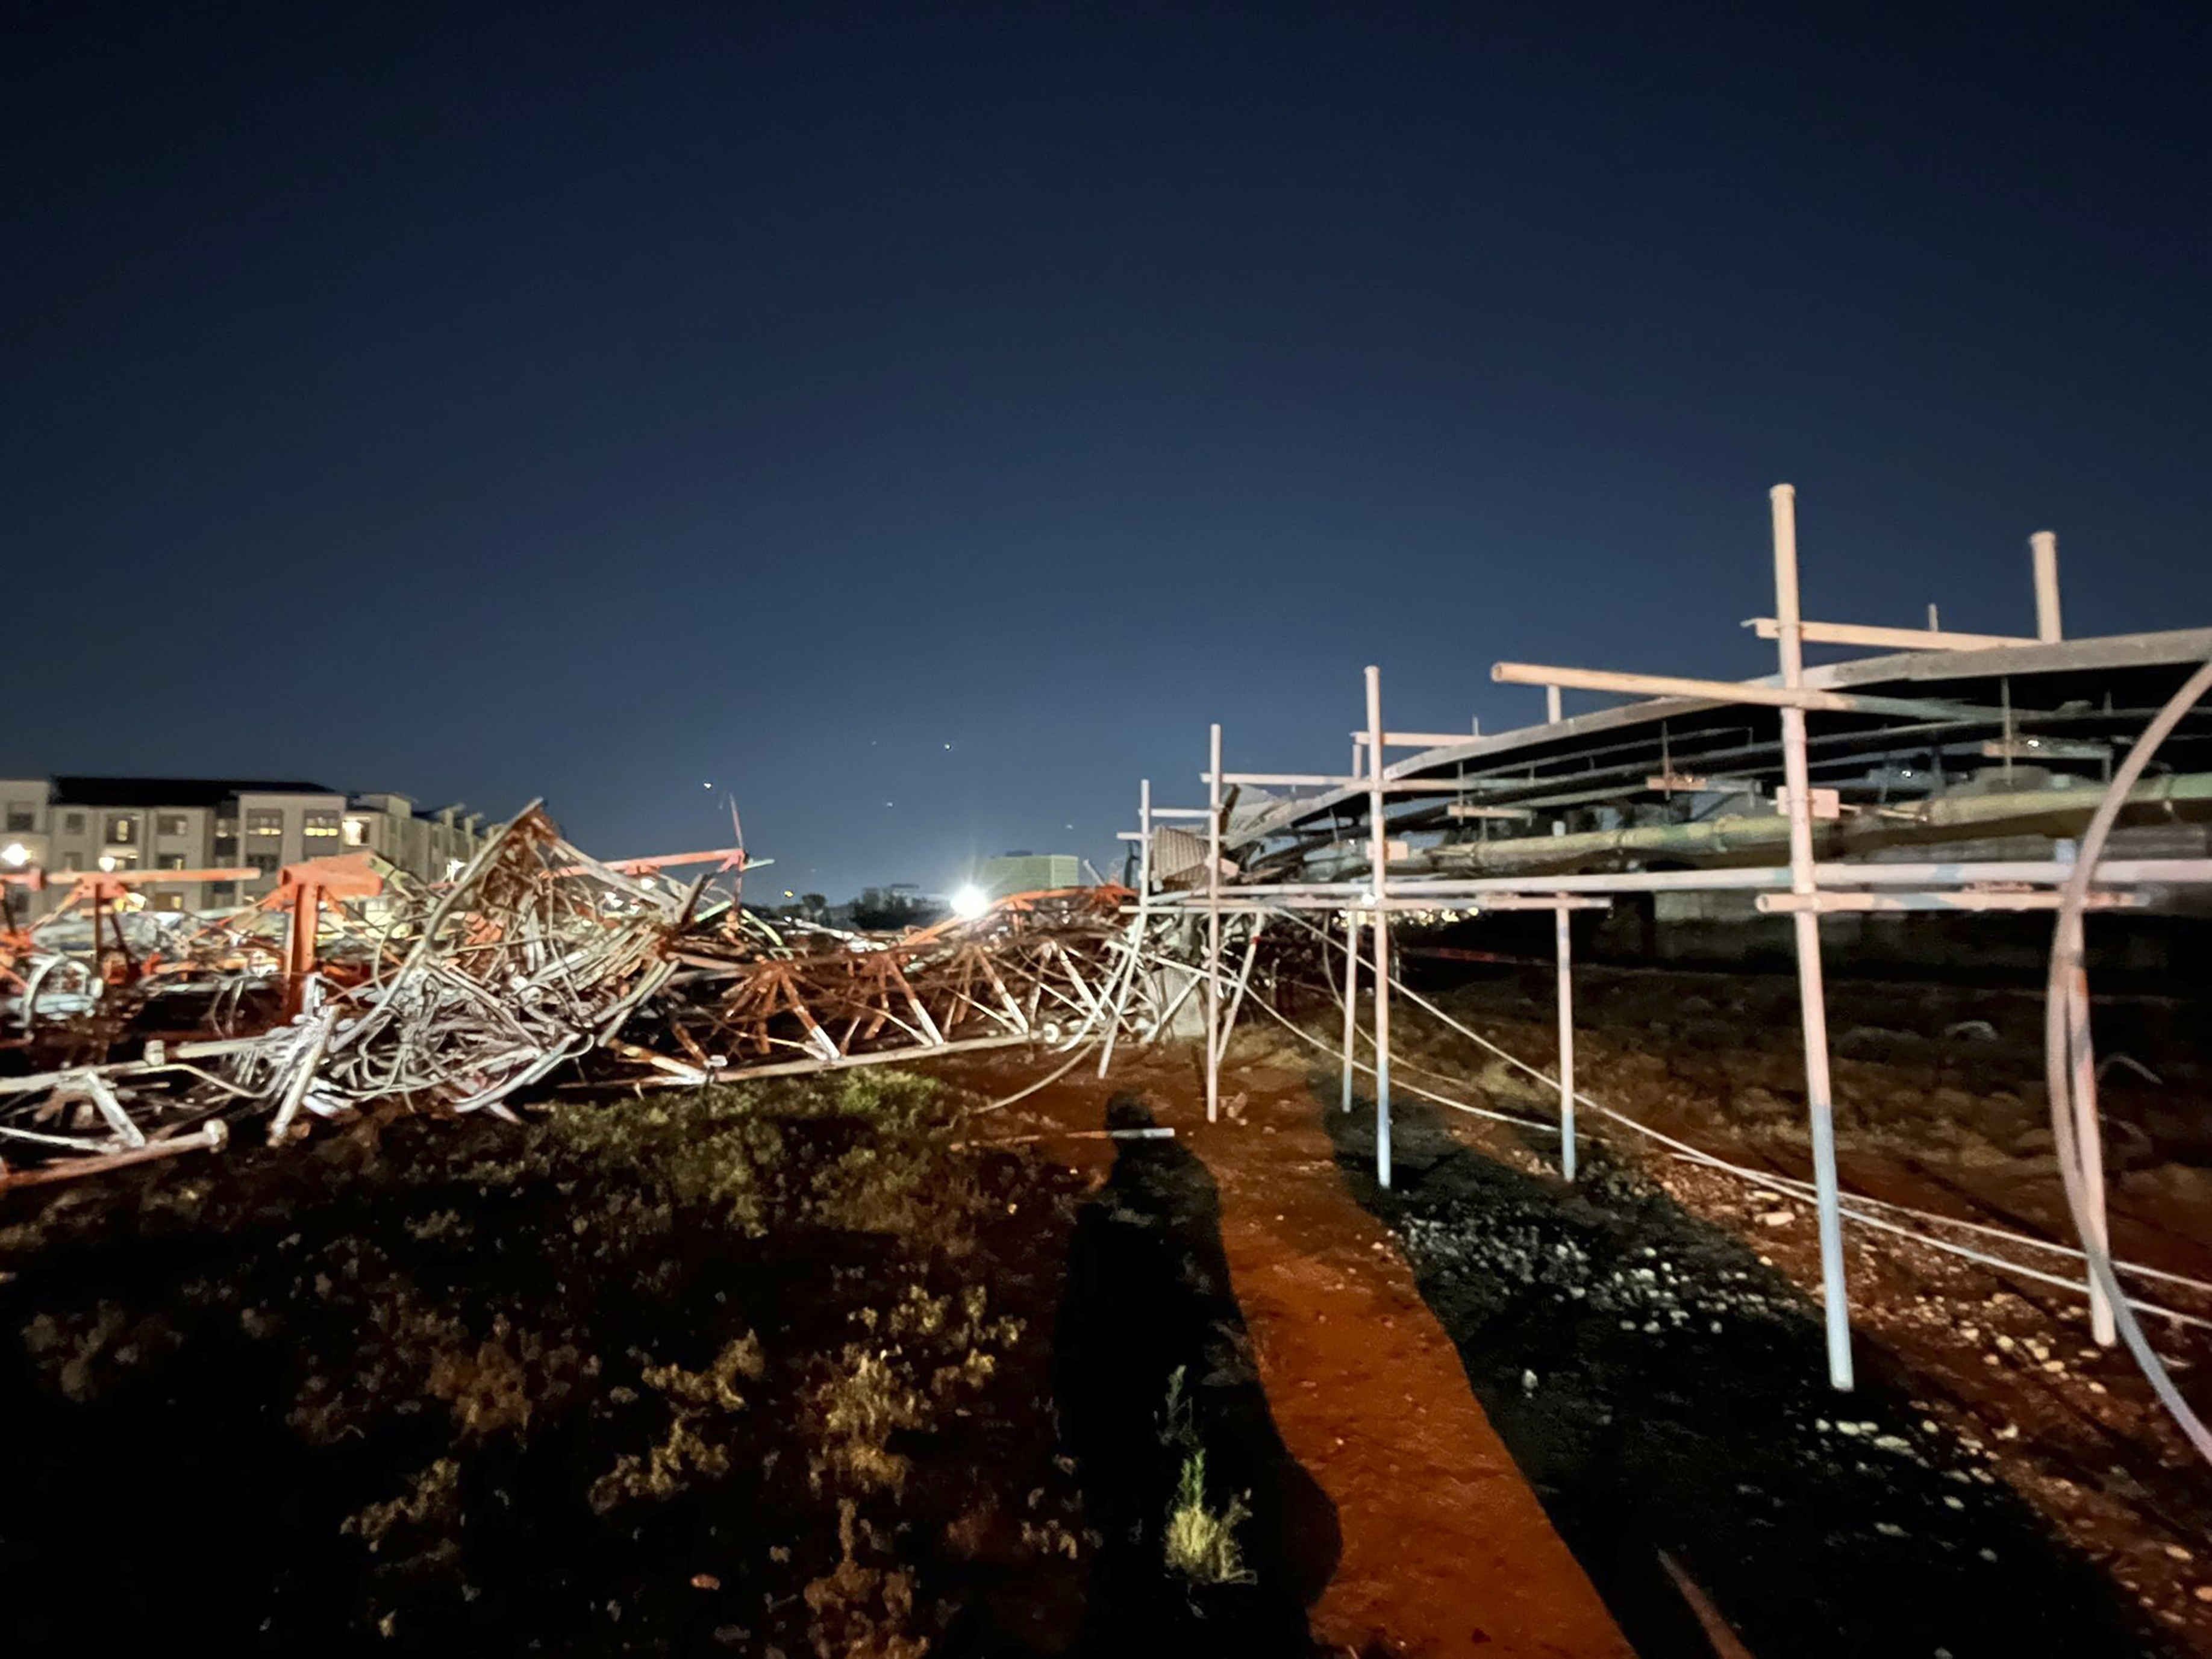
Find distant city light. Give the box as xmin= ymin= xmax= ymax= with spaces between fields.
xmin=949 ymin=884 xmax=989 ymax=921
xmin=0 ymin=842 xmax=27 ymax=868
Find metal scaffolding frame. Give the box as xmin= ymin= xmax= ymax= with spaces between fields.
xmin=1139 ymin=484 xmax=2212 ymax=1396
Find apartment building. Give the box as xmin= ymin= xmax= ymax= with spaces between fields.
xmin=0 ymin=777 xmax=490 ymax=916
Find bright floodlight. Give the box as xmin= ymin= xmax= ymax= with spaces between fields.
xmin=0 ymin=842 xmax=27 ymax=869
xmin=949 ymin=884 xmax=989 ymax=921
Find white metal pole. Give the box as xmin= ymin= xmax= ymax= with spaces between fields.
xmin=1555 ymin=900 xmax=1576 ymax=1181
xmin=1773 ymin=483 xmax=1855 ymax=1392
xmin=1206 ymin=724 xmax=1222 ymax=1125
xmin=1139 ymin=776 xmax=1152 ymax=898
xmin=1096 ymin=777 xmax=1151 ymax=1079
xmin=1366 ymin=666 xmax=1392 ymax=1187
xmin=1545 ymin=684 xmax=1564 ymax=725
xmin=2064 ymin=916 xmax=2117 ymax=1345
xmin=1340 ymin=907 xmax=1360 ymax=1113
xmin=2031 ymin=530 xmax=2062 ymax=643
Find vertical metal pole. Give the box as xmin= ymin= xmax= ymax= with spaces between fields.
xmin=1773 ymin=482 xmax=1855 ymax=1392
xmin=1545 ymin=685 xmax=1564 ymax=725
xmin=1206 ymin=725 xmax=1222 ymax=1125
xmin=1555 ymin=900 xmax=1576 ymax=1181
xmin=1096 ymin=778 xmax=1152 ymax=1079
xmin=1365 ymin=666 xmax=1392 ymax=1188
xmin=2064 ymin=914 xmax=2116 ymax=1345
xmin=2031 ymin=531 xmax=2062 ymax=643
xmin=1340 ymin=907 xmax=1360 ymax=1113
xmin=1139 ymin=777 xmax=1152 ymax=899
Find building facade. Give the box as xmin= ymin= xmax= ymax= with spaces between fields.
xmin=975 ymin=852 xmax=1083 ymax=898
xmin=0 ymin=777 xmax=491 ymax=916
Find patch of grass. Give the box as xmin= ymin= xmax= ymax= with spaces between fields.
xmin=830 ymin=1069 xmax=939 ymax=1128
xmin=343 ymin=1458 xmax=461 ymax=1551
xmin=1163 ymin=1447 xmax=1253 ymax=1587
xmin=810 ymin=1343 xmax=928 ymax=1495
xmin=1157 ymin=1366 xmax=1254 ymax=1587
xmin=589 ymin=1333 xmax=764 ymax=1513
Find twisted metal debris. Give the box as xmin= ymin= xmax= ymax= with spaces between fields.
xmin=0 ymin=807 xmax=1181 ymax=1192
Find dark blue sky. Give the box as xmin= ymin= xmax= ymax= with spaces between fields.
xmin=7 ymin=3 xmax=2208 ymax=898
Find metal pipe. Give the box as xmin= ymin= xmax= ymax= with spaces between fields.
xmin=1744 ymin=616 xmax=2035 ymax=652
xmin=2064 ymin=913 xmax=2116 ymax=1345
xmin=1366 ymin=666 xmax=1392 ymax=1187
xmin=2032 ymin=531 xmax=2062 ymax=642
xmin=1214 ymin=919 xmax=1266 ymax=1069
xmin=1095 ymin=777 xmax=1151 ymax=1081
xmin=1546 ymin=685 xmax=1564 ymax=724
xmin=1140 ymin=778 xmax=1153 ymax=899
xmin=1134 ymin=856 xmax=2212 ymax=901
xmin=1555 ymin=900 xmax=1576 ymax=1181
xmin=1773 ymin=482 xmax=1854 ymax=1392
xmin=1758 ymin=890 xmax=2147 ymax=913
xmin=1353 ymin=730 xmax=1496 ymax=748
xmin=1206 ymin=724 xmax=1222 ymax=1125
xmin=1340 ymin=906 xmax=1360 ymax=1114
xmin=1494 ymin=660 xmax=1978 ymax=720
xmin=1203 ymin=771 xmax=1358 ymax=787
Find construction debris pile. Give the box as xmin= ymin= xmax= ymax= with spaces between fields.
xmin=0 ymin=807 xmax=1158 ymax=1191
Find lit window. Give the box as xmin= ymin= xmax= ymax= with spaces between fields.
xmin=159 ymin=853 xmax=187 ymax=871
xmin=342 ymin=816 xmax=369 ymax=847
xmin=303 ymin=810 xmax=342 ymax=839
xmin=104 ymin=814 xmax=137 ymax=845
xmin=247 ymin=810 xmax=283 ymax=839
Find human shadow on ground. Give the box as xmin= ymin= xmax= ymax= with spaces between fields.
xmin=1052 ymin=1094 xmax=1339 ymax=1655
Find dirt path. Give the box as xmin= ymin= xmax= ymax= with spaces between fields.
xmin=958 ymin=1051 xmax=1632 ymax=1658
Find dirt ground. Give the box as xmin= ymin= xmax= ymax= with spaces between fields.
xmin=3 ymin=960 xmax=2205 ymax=1657
xmin=1367 ymin=960 xmax=2212 ymax=1654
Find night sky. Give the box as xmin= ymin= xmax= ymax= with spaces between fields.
xmin=7 ymin=4 xmax=2209 ymax=899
